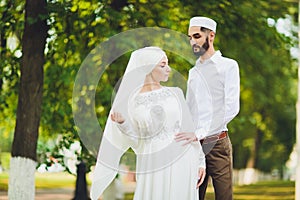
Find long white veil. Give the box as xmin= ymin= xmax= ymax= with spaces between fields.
xmin=90 ymin=47 xmax=168 ymax=199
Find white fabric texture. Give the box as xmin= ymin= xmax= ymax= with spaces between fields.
xmin=186 ymin=50 xmax=240 ymax=140
xmin=189 ymin=16 xmax=217 ymax=33
xmin=130 ymin=87 xmax=203 ymax=200
xmin=8 ymin=156 xmax=36 ymax=200
xmin=90 ymin=47 xmax=205 ymax=200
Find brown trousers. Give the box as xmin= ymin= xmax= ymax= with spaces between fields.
xmin=199 ymin=136 xmax=233 ymax=200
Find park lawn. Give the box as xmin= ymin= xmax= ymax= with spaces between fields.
xmin=232 ymin=181 xmax=295 ymax=200
xmin=0 ymin=172 xmax=78 ymax=190
xmin=0 ymin=172 xmax=8 ymax=190
xmin=125 ymin=181 xmax=295 ymax=200
xmin=1 ymin=172 xmax=295 ymax=200
xmin=35 ymin=172 xmax=77 ymax=189
xmin=199 ymin=181 xmax=295 ymax=200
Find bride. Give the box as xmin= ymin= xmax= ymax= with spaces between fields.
xmin=90 ymin=46 xmax=205 ymax=200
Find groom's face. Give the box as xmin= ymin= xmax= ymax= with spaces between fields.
xmin=188 ymin=26 xmax=209 ymax=57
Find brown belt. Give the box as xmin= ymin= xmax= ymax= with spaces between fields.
xmin=200 ymin=131 xmax=228 ymax=144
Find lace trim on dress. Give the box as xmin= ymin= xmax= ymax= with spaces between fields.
xmin=133 ymin=87 xmax=181 ymax=141
xmin=134 ymin=87 xmax=173 ymax=107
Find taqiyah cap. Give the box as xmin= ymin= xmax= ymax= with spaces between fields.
xmin=189 ymin=16 xmax=217 ymax=33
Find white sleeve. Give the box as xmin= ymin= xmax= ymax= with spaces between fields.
xmin=195 ymin=128 xmax=206 ymax=140
xmin=172 ymin=87 xmax=194 ymax=132
xmin=90 ymin=119 xmax=134 ymax=200
xmin=186 ymin=72 xmax=207 ymax=140
xmin=224 ymin=61 xmax=240 ymax=124
xmin=116 ymin=120 xmax=132 ymax=134
xmin=198 ymin=145 xmax=206 ymax=169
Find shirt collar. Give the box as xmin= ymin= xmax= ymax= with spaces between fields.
xmin=196 ymin=50 xmax=222 ymax=65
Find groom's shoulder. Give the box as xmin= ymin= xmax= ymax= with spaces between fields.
xmin=188 ymin=65 xmax=197 ymax=73
xmin=219 ymin=54 xmax=238 ymax=66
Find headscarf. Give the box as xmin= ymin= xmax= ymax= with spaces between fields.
xmin=112 ymin=46 xmax=167 ymax=124
xmin=90 ymin=47 xmax=167 ymax=200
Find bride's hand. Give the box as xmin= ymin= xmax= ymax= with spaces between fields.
xmin=197 ymin=167 xmax=206 ymax=188
xmin=110 ymin=112 xmax=125 ymax=124
xmin=174 ymin=132 xmax=198 ymax=145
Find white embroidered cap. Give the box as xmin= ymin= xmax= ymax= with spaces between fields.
xmin=189 ymin=16 xmax=217 ymax=33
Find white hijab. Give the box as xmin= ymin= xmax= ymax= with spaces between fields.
xmin=90 ymin=47 xmax=168 ymax=199
xmin=112 ymin=46 xmax=167 ymax=117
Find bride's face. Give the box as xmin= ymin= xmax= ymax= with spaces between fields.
xmin=151 ymin=57 xmax=171 ymax=83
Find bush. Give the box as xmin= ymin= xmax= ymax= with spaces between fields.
xmin=0 ymin=152 xmax=11 ymax=171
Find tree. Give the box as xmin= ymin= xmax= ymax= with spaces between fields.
xmin=295 ymin=0 xmax=300 ymax=198
xmin=0 ymin=0 xmax=23 ymax=156
xmin=32 ymin=0 xmax=296 ymax=175
xmin=0 ymin=0 xmax=297 ymax=189
xmin=8 ymin=0 xmax=48 ymax=199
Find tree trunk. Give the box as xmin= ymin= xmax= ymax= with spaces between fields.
xmin=8 ymin=0 xmax=48 ymax=199
xmin=296 ymin=1 xmax=300 ymax=199
xmin=73 ymin=162 xmax=90 ymax=200
xmin=243 ymin=129 xmax=263 ymax=185
xmin=246 ymin=129 xmax=263 ymax=168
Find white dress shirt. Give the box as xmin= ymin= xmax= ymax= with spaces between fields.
xmin=186 ymin=50 xmax=240 ymax=140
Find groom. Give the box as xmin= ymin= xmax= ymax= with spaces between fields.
xmin=184 ymin=16 xmax=240 ymax=200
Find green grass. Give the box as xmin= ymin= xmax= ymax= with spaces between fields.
xmin=35 ymin=172 xmax=77 ymax=189
xmin=124 ymin=181 xmax=295 ymax=200
xmin=0 ymin=172 xmax=8 ymax=190
xmin=198 ymin=181 xmax=295 ymax=200
xmin=232 ymin=181 xmax=295 ymax=200
xmin=0 ymin=172 xmax=77 ymax=190
xmin=0 ymin=172 xmax=295 ymax=200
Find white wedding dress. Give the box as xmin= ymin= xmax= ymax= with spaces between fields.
xmin=91 ymin=87 xmax=205 ymax=200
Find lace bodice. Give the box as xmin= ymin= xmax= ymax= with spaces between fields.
xmin=129 ymin=87 xmax=181 ymax=146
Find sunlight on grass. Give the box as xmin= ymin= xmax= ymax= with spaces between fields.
xmin=35 ymin=172 xmax=77 ymax=189
xmin=0 ymin=172 xmax=8 ymax=190
xmin=124 ymin=181 xmax=295 ymax=200
xmin=0 ymin=172 xmax=295 ymax=200
xmin=0 ymin=172 xmax=78 ymax=190
xmin=232 ymin=181 xmax=295 ymax=200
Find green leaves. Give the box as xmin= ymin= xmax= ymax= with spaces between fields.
xmin=0 ymin=0 xmax=298 ymax=172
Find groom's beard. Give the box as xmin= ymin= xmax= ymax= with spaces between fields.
xmin=192 ymin=37 xmax=209 ymax=57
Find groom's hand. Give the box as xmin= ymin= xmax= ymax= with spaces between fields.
xmin=174 ymin=132 xmax=198 ymax=145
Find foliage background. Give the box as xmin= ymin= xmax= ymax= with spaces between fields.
xmin=0 ymin=0 xmax=298 ymax=174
